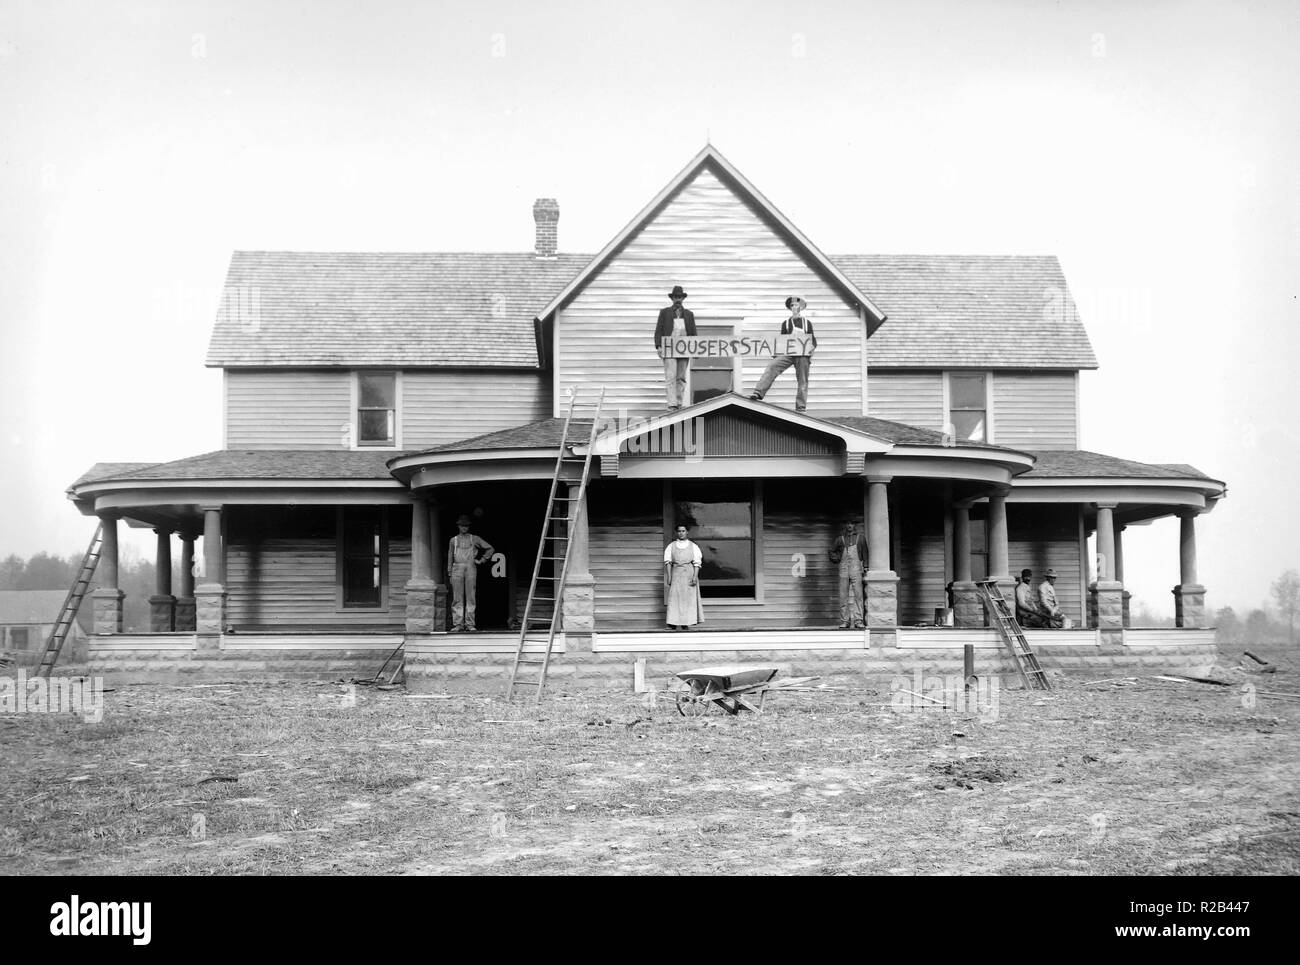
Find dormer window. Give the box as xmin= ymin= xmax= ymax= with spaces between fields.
xmin=357 ymin=372 xmax=397 ymax=447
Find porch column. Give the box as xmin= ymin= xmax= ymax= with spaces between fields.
xmin=1114 ymin=523 xmax=1131 ymax=628
xmin=862 ymin=475 xmax=898 ymax=634
xmin=951 ymin=500 xmax=982 ymax=628
xmin=1089 ymin=503 xmax=1124 ymax=633
xmin=195 ymin=504 xmax=226 ymax=640
xmin=987 ymin=487 xmax=1013 ymax=600
xmin=175 ymin=531 xmax=197 ymax=631
xmin=561 ymin=482 xmax=595 ymax=649
xmin=1173 ymin=509 xmax=1206 ymax=628
xmin=405 ymin=498 xmax=439 ymax=635
xmin=428 ymin=496 xmax=447 ymax=631
xmin=92 ymin=512 xmax=124 ymax=634
xmin=149 ymin=528 xmax=176 ymax=632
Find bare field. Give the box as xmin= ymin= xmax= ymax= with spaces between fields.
xmin=2 ymin=650 xmax=1297 ymax=876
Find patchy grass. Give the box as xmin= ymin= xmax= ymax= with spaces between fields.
xmin=2 ymin=658 xmax=1298 ymax=876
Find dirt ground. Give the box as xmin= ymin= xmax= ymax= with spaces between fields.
xmin=2 ymin=646 xmax=1297 ymax=876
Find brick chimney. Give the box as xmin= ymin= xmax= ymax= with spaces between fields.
xmin=533 ymin=198 xmax=559 ymax=259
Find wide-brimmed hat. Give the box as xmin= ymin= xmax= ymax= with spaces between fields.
xmin=785 ymin=294 xmax=807 ymax=310
xmin=456 ymin=514 xmax=472 ymax=526
xmin=668 ymin=285 xmax=688 ymax=299
xmin=1043 ymin=567 xmax=1058 ymax=578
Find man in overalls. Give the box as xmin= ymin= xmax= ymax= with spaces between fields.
xmin=829 ymin=521 xmax=869 ymax=628
xmin=749 ymin=294 xmax=817 ymax=412
xmin=447 ymin=514 xmax=494 ymax=632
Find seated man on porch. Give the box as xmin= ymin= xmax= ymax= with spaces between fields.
xmin=1037 ymin=568 xmax=1067 ymax=629
xmin=1015 ymin=568 xmax=1048 ymax=628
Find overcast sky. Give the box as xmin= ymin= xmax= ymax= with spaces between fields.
xmin=1 ymin=0 xmax=1296 ymax=615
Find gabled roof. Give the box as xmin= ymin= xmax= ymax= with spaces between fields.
xmin=833 ymin=254 xmax=1098 ymax=369
xmin=533 ymin=144 xmax=888 ymax=326
xmin=206 ymin=251 xmax=589 ymax=368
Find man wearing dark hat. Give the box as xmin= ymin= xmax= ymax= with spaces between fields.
xmin=1015 ymin=568 xmax=1048 ymax=628
xmin=653 ymin=285 xmax=697 ymax=409
xmin=1037 ymin=567 xmax=1066 ymax=629
xmin=749 ymin=294 xmax=817 ymax=412
xmin=447 ymin=514 xmax=494 ymax=632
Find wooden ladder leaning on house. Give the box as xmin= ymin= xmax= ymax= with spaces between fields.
xmin=974 ymin=579 xmax=1051 ymax=691
xmin=506 ymin=387 xmax=605 ymax=702
xmin=35 ymin=523 xmax=104 ymax=678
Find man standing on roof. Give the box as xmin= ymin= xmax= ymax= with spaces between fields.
xmin=447 ymin=515 xmax=494 ymax=632
xmin=654 ymin=285 xmax=697 ymax=410
xmin=1037 ymin=567 xmax=1066 ymax=629
xmin=749 ymin=295 xmax=817 ymax=413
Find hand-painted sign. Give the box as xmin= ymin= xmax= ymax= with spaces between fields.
xmin=659 ymin=335 xmax=814 ymax=359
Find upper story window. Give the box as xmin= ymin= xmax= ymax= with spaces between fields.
xmin=689 ymin=323 xmax=738 ymax=404
xmin=357 ymin=372 xmax=397 ymax=447
xmin=947 ymin=372 xmax=988 ymax=443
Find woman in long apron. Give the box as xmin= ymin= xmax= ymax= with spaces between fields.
xmin=663 ymin=525 xmax=705 ymax=630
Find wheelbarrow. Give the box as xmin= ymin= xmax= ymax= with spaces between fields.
xmin=672 ymin=664 xmax=819 ymax=716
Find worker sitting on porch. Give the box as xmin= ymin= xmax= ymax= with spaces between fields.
xmin=749 ymin=294 xmax=817 ymax=412
xmin=447 ymin=515 xmax=494 ymax=632
xmin=1015 ymin=568 xmax=1049 ymax=628
xmin=663 ymin=525 xmax=704 ymax=630
xmin=829 ymin=520 xmax=869 ymax=629
xmin=1037 ymin=567 xmax=1067 ymax=629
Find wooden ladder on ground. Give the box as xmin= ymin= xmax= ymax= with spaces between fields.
xmin=35 ymin=524 xmax=103 ymax=678
xmin=975 ymin=579 xmax=1051 ymax=691
xmin=506 ymin=387 xmax=604 ymax=702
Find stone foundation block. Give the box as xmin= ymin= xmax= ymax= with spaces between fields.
xmin=562 ymin=576 xmax=596 ymax=633
xmin=149 ymin=594 xmax=176 ymax=633
xmin=195 ymin=584 xmax=226 ymax=634
xmin=951 ymin=581 xmax=984 ymax=628
xmin=404 ymin=579 xmax=439 ymax=634
xmin=1173 ymin=584 xmax=1206 ymax=628
xmin=174 ymin=597 xmax=196 ymax=632
xmin=91 ymin=588 xmax=124 ymax=635
xmin=864 ymin=572 xmax=899 ymax=628
xmin=1089 ymin=581 xmax=1125 ymax=631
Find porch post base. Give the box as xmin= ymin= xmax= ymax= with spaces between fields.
xmin=562 ymin=574 xmax=595 ymax=652
xmin=1121 ymin=590 xmax=1132 ymax=629
xmin=951 ymin=581 xmax=984 ymax=628
xmin=149 ymin=594 xmax=176 ymax=632
xmin=1173 ymin=584 xmax=1207 ymax=628
xmin=195 ymin=584 xmax=226 ymax=637
xmin=1089 ymin=580 xmax=1125 ymax=630
xmin=404 ymin=579 xmax=440 ymax=635
xmin=174 ymin=597 xmax=196 ymax=632
xmin=863 ymin=571 xmax=898 ymax=628
xmin=91 ymin=588 xmax=124 ymax=635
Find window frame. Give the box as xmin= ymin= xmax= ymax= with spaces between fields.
xmin=686 ymin=318 xmax=743 ymax=406
xmin=663 ymin=480 xmax=765 ymax=604
xmin=944 ymin=371 xmax=994 ymax=444
xmin=336 ymin=507 xmax=390 ymax=610
xmin=352 ymin=370 xmax=402 ymax=450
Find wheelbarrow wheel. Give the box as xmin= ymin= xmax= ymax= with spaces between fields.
xmin=675 ymin=678 xmax=716 ymax=717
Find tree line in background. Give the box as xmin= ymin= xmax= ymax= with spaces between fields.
xmin=0 ymin=549 xmax=184 ymax=634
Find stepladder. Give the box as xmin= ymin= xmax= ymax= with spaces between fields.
xmin=506 ymin=387 xmax=604 ymax=701
xmin=975 ymin=579 xmax=1051 ymax=691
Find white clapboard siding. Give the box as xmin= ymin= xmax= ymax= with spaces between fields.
xmin=226 ymin=538 xmax=411 ymax=628
xmin=1008 ymin=504 xmax=1084 ymax=623
xmin=403 ymin=370 xmax=550 ymax=449
xmin=897 ymin=516 xmax=947 ymax=626
xmin=993 ymin=372 xmax=1078 ymax=449
xmin=867 ymin=371 xmax=945 ymax=430
xmin=556 ymin=167 xmax=865 ymax=418
xmin=226 ymin=370 xmax=352 ymax=448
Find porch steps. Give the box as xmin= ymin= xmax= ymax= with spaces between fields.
xmin=35 ymin=523 xmax=103 ymax=678
xmin=507 ymin=387 xmax=605 ymax=702
xmin=975 ymin=580 xmax=1051 ymax=691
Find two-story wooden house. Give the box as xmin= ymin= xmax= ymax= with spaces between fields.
xmin=68 ymin=146 xmax=1225 ymax=687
